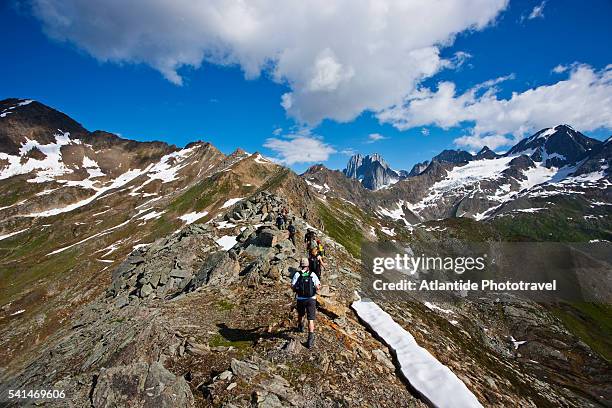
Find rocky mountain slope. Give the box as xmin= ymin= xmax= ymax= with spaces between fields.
xmin=1 ymin=99 xmax=611 ymax=407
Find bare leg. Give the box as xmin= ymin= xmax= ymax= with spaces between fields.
xmin=308 ymin=319 xmax=315 ymax=333
xmin=307 ymin=319 xmax=316 ymax=348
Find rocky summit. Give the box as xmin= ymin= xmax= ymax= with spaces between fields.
xmin=1 ymin=99 xmax=611 ymax=407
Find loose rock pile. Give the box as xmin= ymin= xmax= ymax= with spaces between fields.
xmin=223 ymin=191 xmax=289 ymax=224
xmin=107 ymin=191 xmax=301 ymax=307
xmin=107 ymin=224 xmax=221 ymax=305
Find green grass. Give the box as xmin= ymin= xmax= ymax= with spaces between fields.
xmin=0 ymin=178 xmax=37 ymax=207
xmin=217 ymin=300 xmax=235 ymax=311
xmin=490 ymin=198 xmax=612 ymax=242
xmin=208 ymin=334 xmax=251 ymax=350
xmin=257 ymin=168 xmax=291 ymax=192
xmin=0 ymin=250 xmax=79 ymax=305
xmin=317 ymin=201 xmax=365 ymax=258
xmin=547 ymin=302 xmax=612 ymax=362
xmin=168 ymin=178 xmax=219 ymax=213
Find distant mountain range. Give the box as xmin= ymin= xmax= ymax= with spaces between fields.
xmin=343 ymin=124 xmax=606 ymax=191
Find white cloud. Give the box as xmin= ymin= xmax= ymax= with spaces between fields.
xmin=264 ymin=130 xmax=336 ymax=165
xmin=421 ymin=128 xmax=430 ymax=136
xmin=366 ymin=133 xmax=387 ymax=143
xmin=377 ymin=64 xmax=612 ymax=149
xmin=445 ymin=51 xmax=473 ymax=69
xmin=552 ymin=64 xmax=568 ymax=74
xmin=454 ymin=134 xmax=515 ymax=150
xmin=30 ymin=0 xmax=507 ymax=124
xmin=527 ymin=1 xmax=546 ymax=20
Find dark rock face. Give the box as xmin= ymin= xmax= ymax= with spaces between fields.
xmin=0 ymin=98 xmax=88 ymax=154
xmin=431 ymin=149 xmax=474 ymax=164
xmin=343 ymin=153 xmax=406 ymax=190
xmin=407 ymin=160 xmax=429 ymax=177
xmin=506 ymin=124 xmax=601 ymax=167
xmin=474 ymin=146 xmax=499 ymax=160
xmin=573 ymin=136 xmax=611 ymax=176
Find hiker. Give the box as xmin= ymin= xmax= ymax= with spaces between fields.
xmin=304 ymin=228 xmax=316 ymax=250
xmin=308 ymin=247 xmax=325 ymax=280
xmin=276 ymin=214 xmax=285 ymax=230
xmin=316 ymin=239 xmax=325 ymax=258
xmin=291 ymin=257 xmax=321 ymax=348
xmin=287 ymin=220 xmax=296 ymax=246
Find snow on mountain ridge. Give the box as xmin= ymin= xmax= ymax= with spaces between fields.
xmin=0 ymin=131 xmax=80 ymax=182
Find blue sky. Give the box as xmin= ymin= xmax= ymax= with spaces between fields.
xmin=1 ymin=0 xmax=611 ymax=173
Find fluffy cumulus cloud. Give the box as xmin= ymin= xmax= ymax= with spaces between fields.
xmin=30 ymin=0 xmax=507 ymax=124
xmin=377 ymin=64 xmax=612 ymax=149
xmin=264 ymin=130 xmax=336 ymax=165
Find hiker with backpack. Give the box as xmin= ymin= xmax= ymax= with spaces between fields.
xmin=316 ymin=239 xmax=325 ymax=258
xmin=276 ymin=214 xmax=285 ymax=230
xmin=308 ymin=247 xmax=325 ymax=280
xmin=287 ymin=220 xmax=296 ymax=246
xmin=291 ymin=257 xmax=321 ymax=348
xmin=304 ymin=228 xmax=316 ymax=251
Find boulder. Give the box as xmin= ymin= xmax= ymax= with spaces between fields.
xmin=194 ymin=251 xmax=241 ymax=287
xmin=230 ymin=358 xmax=259 ymax=379
xmin=257 ymin=229 xmax=283 ymax=247
xmin=266 ymin=264 xmax=281 ymax=280
xmin=317 ymin=296 xmax=348 ymax=318
xmin=244 ymin=245 xmax=277 ymax=260
xmin=170 ymin=269 xmax=190 ymax=279
xmin=237 ymin=226 xmax=256 ymax=243
xmin=140 ymin=284 xmax=153 ymax=298
xmin=91 ymin=362 xmax=194 ymax=408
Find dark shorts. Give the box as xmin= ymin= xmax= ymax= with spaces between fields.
xmin=296 ymin=298 xmax=316 ymax=320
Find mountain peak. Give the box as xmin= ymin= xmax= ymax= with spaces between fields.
xmin=343 ymin=152 xmax=404 ymax=190
xmin=1 ymin=98 xmax=88 ymax=155
xmin=508 ymin=124 xmax=601 ymax=167
xmin=432 ymin=149 xmax=473 ymax=164
xmin=475 ymin=146 xmax=499 ymax=160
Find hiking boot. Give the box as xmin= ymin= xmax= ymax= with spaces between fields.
xmin=297 ymin=323 xmax=304 ymax=333
xmin=307 ymin=332 xmax=315 ymax=348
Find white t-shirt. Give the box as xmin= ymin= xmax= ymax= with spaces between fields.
xmin=291 ymin=270 xmax=321 ymax=300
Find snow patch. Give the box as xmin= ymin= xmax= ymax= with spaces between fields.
xmin=424 ymin=301 xmax=454 ymax=315
xmin=0 ymin=131 xmax=77 ymax=182
xmin=352 ymin=300 xmax=483 ymax=408
xmin=179 ymin=211 xmax=209 ymax=224
xmin=10 ymin=309 xmax=26 ymax=316
xmin=221 ymin=197 xmax=244 ymax=208
xmin=216 ymin=235 xmax=237 ymax=250
xmin=139 ymin=210 xmax=165 ymax=220
xmin=510 ymin=336 xmax=527 ymax=350
xmin=381 ymin=226 xmax=396 ymax=237
xmin=216 ymin=221 xmax=237 ymax=229
xmin=47 ymin=219 xmax=131 ymax=255
xmin=22 ymin=168 xmax=146 ymax=217
xmin=0 ymin=228 xmax=28 ymax=241
xmin=253 ymin=154 xmax=273 ymax=164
